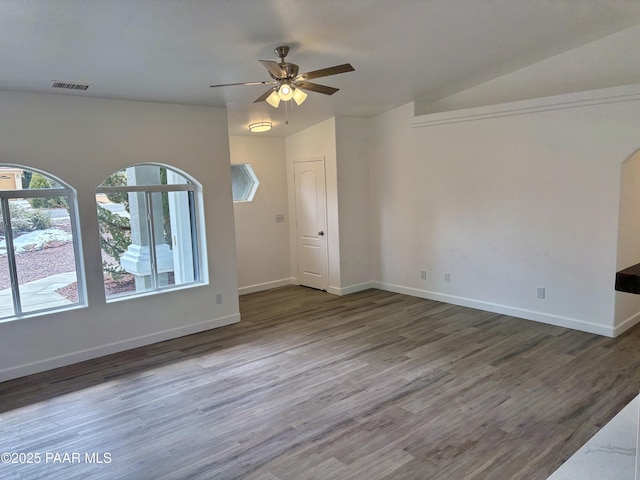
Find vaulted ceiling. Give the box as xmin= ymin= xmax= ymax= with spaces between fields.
xmin=1 ymin=0 xmax=639 ymax=136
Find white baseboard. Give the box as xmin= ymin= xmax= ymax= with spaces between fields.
xmin=238 ymin=278 xmax=295 ymax=295
xmin=372 ymin=282 xmax=615 ymax=337
xmin=613 ymin=310 xmax=640 ymax=337
xmin=327 ymin=282 xmax=375 ymax=296
xmin=239 ymin=278 xmax=372 ymax=296
xmin=0 ymin=313 xmax=240 ymax=383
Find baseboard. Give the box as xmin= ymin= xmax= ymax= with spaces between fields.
xmin=0 ymin=313 xmax=240 ymax=383
xmin=372 ymin=282 xmax=615 ymax=337
xmin=239 ymin=279 xmax=371 ymax=296
xmin=238 ymin=278 xmax=295 ymax=295
xmin=327 ymin=282 xmax=375 ymax=296
xmin=613 ymin=310 xmax=640 ymax=337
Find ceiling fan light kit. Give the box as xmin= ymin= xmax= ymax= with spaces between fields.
xmin=210 ymin=45 xmax=354 ymax=126
xmin=277 ymin=83 xmax=293 ymax=101
xmin=266 ymin=90 xmax=281 ymax=108
xmin=292 ymin=88 xmax=307 ymax=106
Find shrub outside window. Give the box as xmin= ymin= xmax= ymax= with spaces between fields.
xmin=0 ymin=166 xmax=85 ymax=320
xmin=231 ymin=164 xmax=259 ymax=202
xmin=96 ymin=164 xmax=203 ymax=300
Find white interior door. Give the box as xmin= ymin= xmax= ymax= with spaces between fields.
xmin=294 ymin=160 xmax=328 ymax=290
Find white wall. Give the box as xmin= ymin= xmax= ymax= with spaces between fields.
xmin=369 ymin=95 xmax=640 ymax=336
xmin=0 ymin=91 xmax=239 ymax=382
xmin=285 ymin=118 xmax=342 ymax=290
xmin=615 ymin=149 xmax=640 ymax=330
xmin=229 ymin=136 xmax=291 ymax=294
xmin=334 ymin=117 xmax=371 ymax=291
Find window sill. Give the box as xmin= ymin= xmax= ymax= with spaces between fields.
xmin=104 ymin=281 xmax=210 ymax=304
xmin=0 ymin=302 xmax=87 ymax=324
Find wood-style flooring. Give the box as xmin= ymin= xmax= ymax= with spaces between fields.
xmin=1 ymin=286 xmax=640 ymax=479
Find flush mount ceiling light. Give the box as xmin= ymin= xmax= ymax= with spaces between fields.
xmin=248 ymin=121 xmax=272 ymax=133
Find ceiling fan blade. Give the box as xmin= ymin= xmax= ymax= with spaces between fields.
xmin=253 ymin=88 xmax=275 ymax=103
xmin=295 ymin=63 xmax=354 ymax=81
xmin=210 ymin=80 xmax=275 ymax=88
xmin=259 ymin=60 xmax=287 ymax=78
xmin=295 ymin=81 xmax=339 ymax=95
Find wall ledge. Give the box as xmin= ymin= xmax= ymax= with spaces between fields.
xmin=412 ymin=83 xmax=640 ymax=128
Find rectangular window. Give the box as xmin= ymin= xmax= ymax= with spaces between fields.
xmin=97 ymin=165 xmax=202 ymax=301
xmin=0 ymin=175 xmax=84 ymax=321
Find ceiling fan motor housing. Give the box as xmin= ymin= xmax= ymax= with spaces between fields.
xmin=269 ymin=46 xmax=298 ymax=80
xmin=270 ymin=63 xmax=299 ymax=80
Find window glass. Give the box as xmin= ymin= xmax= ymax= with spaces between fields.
xmin=100 ymin=165 xmax=193 ymax=187
xmin=0 ymin=205 xmax=9 ymax=318
xmin=97 ymin=188 xmax=139 ymax=298
xmin=231 ymin=164 xmax=259 ymax=202
xmin=0 ymin=166 xmax=84 ymax=320
xmin=0 ymin=168 xmax=65 ymax=190
xmin=10 ymin=196 xmax=79 ymax=314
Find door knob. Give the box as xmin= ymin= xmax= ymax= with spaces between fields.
xmin=318 ymin=231 xmax=324 ymax=236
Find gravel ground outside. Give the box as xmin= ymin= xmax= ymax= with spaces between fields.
xmin=1 ymin=218 xmax=136 ymax=301
xmin=0 ymin=242 xmax=77 ymax=290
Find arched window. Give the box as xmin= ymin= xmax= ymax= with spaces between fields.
xmin=96 ymin=164 xmax=204 ymax=300
xmin=0 ymin=166 xmax=85 ymax=319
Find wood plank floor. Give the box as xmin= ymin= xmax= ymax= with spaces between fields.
xmin=1 ymin=286 xmax=640 ymax=479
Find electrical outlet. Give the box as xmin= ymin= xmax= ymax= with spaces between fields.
xmin=444 ymin=273 xmax=451 ymax=283
xmin=216 ymin=293 xmax=223 ymax=304
xmin=537 ymin=287 xmax=545 ymax=299
xmin=420 ymin=270 xmax=427 ymax=280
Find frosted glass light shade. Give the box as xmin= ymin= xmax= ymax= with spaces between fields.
xmin=248 ymin=122 xmax=272 ymax=133
xmin=266 ymin=90 xmax=281 ymax=108
xmin=292 ymin=88 xmax=308 ymax=105
xmin=277 ymin=84 xmax=293 ymax=101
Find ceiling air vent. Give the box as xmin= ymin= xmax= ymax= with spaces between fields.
xmin=51 ymin=81 xmax=90 ymax=91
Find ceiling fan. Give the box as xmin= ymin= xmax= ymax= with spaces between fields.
xmin=209 ymin=46 xmax=355 ymax=108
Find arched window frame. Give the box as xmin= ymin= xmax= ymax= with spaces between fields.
xmin=95 ymin=163 xmax=204 ymax=300
xmin=0 ymin=165 xmax=85 ymax=319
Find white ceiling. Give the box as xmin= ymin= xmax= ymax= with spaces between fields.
xmin=1 ymin=0 xmax=639 ymax=136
